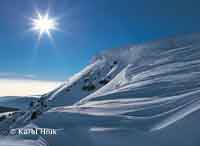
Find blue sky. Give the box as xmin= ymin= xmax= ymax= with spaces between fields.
xmin=0 ymin=0 xmax=200 ymax=81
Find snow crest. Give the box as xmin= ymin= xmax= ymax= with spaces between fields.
xmin=1 ymin=34 xmax=200 ymax=146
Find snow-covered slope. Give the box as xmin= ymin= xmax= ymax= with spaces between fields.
xmin=1 ymin=34 xmax=200 ymax=146
xmin=0 ymin=96 xmax=39 ymax=111
xmin=47 ymin=34 xmax=200 ymax=131
xmin=44 ymin=54 xmax=125 ymax=107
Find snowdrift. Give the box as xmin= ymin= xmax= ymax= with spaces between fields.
xmin=1 ymin=34 xmax=200 ymax=146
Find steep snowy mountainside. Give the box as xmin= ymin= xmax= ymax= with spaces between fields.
xmin=48 ymin=34 xmax=200 ymax=132
xmin=77 ymin=34 xmax=200 ymax=104
xmin=1 ymin=34 xmax=200 ymax=146
xmin=40 ymin=34 xmax=200 ymax=112
xmin=46 ymin=55 xmax=125 ymax=107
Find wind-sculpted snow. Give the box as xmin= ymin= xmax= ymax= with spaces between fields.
xmin=0 ymin=136 xmax=48 ymax=146
xmin=1 ymin=34 xmax=200 ymax=146
xmin=71 ymin=35 xmax=200 ymax=133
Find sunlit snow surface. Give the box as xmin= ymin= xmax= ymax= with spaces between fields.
xmin=1 ymin=34 xmax=200 ymax=146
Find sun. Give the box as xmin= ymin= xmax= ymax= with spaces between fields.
xmin=30 ymin=11 xmax=59 ymax=40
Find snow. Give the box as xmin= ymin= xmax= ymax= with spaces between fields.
xmin=1 ymin=34 xmax=200 ymax=146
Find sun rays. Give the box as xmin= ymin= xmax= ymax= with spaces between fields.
xmin=30 ymin=11 xmax=59 ymax=41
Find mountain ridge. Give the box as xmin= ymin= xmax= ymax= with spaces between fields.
xmin=0 ymin=33 xmax=200 ymax=146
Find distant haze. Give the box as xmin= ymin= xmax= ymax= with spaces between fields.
xmin=0 ymin=79 xmax=61 ymax=96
